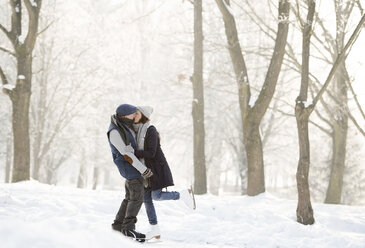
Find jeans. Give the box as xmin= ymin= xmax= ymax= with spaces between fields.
xmin=112 ymin=178 xmax=144 ymax=231
xmin=144 ymin=188 xmax=158 ymax=225
xmin=152 ymin=189 xmax=180 ymax=201
xmin=144 ymin=188 xmax=180 ymax=225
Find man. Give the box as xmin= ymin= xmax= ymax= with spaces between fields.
xmin=107 ymin=104 xmax=153 ymax=242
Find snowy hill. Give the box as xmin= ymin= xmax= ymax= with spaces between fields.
xmin=0 ymin=181 xmax=364 ymax=248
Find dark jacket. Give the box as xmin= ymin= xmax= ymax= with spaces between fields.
xmin=107 ymin=123 xmax=141 ymax=180
xmin=134 ymin=125 xmax=174 ymax=190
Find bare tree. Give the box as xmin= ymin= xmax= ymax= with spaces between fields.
xmin=324 ymin=0 xmax=353 ymax=204
xmin=295 ymin=0 xmax=365 ymax=224
xmin=0 ymin=0 xmax=43 ymax=182
xmin=245 ymin=0 xmax=365 ymax=203
xmin=295 ymin=0 xmax=316 ymax=225
xmin=77 ymin=148 xmax=88 ymax=189
xmin=215 ymin=0 xmax=290 ymax=195
xmin=292 ymin=0 xmax=362 ymax=205
xmin=5 ymin=133 xmax=12 ymax=183
xmin=191 ymin=0 xmax=207 ymax=194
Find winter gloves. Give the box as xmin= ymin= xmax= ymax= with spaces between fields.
xmin=142 ymin=168 xmax=153 ymax=179
xmin=125 ymin=144 xmax=153 ymax=179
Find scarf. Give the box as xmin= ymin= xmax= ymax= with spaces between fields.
xmin=111 ymin=115 xmax=134 ymax=146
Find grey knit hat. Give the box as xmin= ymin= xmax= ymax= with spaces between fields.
xmin=137 ymin=106 xmax=153 ymax=119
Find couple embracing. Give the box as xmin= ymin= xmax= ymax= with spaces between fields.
xmin=106 ymin=104 xmax=195 ymax=242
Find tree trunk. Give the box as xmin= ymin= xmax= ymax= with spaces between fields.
xmin=92 ymin=167 xmax=100 ymax=190
xmin=32 ymin=150 xmax=41 ymax=180
xmin=325 ymin=61 xmax=349 ymax=204
xmin=325 ymin=120 xmax=347 ymax=203
xmin=45 ymin=159 xmax=53 ymax=185
xmin=325 ymin=2 xmax=350 ymax=204
xmin=77 ymin=165 xmax=87 ymax=189
xmin=237 ymin=142 xmax=247 ymax=195
xmin=243 ymin=120 xmax=265 ymax=195
xmin=208 ymin=165 xmax=220 ymax=195
xmin=295 ymin=0 xmax=315 ymax=225
xmin=31 ymin=43 xmax=49 ymax=181
xmin=11 ymin=63 xmax=32 ymax=182
xmin=1 ymin=0 xmax=43 ymax=182
xmin=192 ymin=0 xmax=207 ymax=194
xmin=5 ymin=134 xmax=12 ymax=183
xmin=294 ymin=1 xmax=365 ymax=223
xmin=215 ymin=0 xmax=290 ymax=196
xmin=295 ymin=105 xmax=314 ymax=224
xmin=77 ymin=148 xmax=87 ymax=188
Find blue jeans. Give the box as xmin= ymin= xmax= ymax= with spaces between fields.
xmin=144 ymin=188 xmax=180 ymax=225
xmin=152 ymin=189 xmax=180 ymax=201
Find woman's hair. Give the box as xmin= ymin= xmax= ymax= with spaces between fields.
xmin=139 ymin=114 xmax=150 ymax=124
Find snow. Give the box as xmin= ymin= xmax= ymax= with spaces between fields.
xmin=2 ymin=84 xmax=15 ymax=90
xmin=17 ymin=34 xmax=26 ymax=44
xmin=296 ymin=100 xmax=313 ymax=108
xmin=303 ymin=101 xmax=313 ymax=108
xmin=249 ymin=97 xmax=256 ymax=107
xmin=1 ymin=181 xmax=364 ymax=248
xmin=278 ymin=13 xmax=289 ymax=24
xmin=31 ymin=0 xmax=38 ymax=8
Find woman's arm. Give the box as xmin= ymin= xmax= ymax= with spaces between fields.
xmin=135 ymin=126 xmax=158 ymax=159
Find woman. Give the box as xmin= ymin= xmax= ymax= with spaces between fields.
xmin=133 ymin=106 xmax=195 ymax=240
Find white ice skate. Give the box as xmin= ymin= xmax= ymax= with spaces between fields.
xmin=145 ymin=224 xmax=161 ymax=240
xmin=180 ymin=187 xmax=196 ymax=210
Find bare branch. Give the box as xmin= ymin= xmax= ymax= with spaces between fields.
xmin=215 ymin=0 xmax=252 ymax=118
xmin=0 ymin=23 xmax=14 ymax=42
xmin=121 ymin=1 xmax=165 ymax=24
xmin=309 ymin=66 xmax=365 ymax=138
xmin=275 ymin=108 xmax=331 ymax=136
xmin=297 ymin=0 xmax=315 ymax=102
xmin=309 ymin=83 xmax=334 ymax=129
xmin=37 ymin=20 xmax=55 ymax=37
xmin=347 ymin=111 xmax=365 ymax=137
xmin=0 ymin=46 xmax=16 ymax=57
xmin=10 ymin=0 xmax=22 ymax=36
xmin=356 ymin=0 xmax=364 ymax=15
xmin=252 ymin=0 xmax=290 ymax=119
xmin=234 ymin=0 xmax=276 ymax=39
xmin=23 ymin=0 xmax=43 ymax=50
xmin=0 ymin=66 xmax=13 ymax=97
xmin=314 ymin=12 xmax=335 ymax=50
xmin=346 ymin=80 xmax=365 ymax=122
xmin=292 ymin=0 xmax=304 ymax=29
xmin=308 ymin=119 xmax=332 ymax=136
xmin=312 ymin=13 xmax=365 ymax=109
xmin=0 ymin=66 xmax=9 ymax=85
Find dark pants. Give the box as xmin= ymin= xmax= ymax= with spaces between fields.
xmin=112 ymin=178 xmax=144 ymax=231
xmin=144 ymin=187 xmax=158 ymax=225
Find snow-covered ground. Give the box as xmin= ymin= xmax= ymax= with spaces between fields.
xmin=0 ymin=181 xmax=364 ymax=248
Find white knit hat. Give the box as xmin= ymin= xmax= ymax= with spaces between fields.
xmin=138 ymin=106 xmax=153 ymax=119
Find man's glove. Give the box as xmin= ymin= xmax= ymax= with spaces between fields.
xmin=142 ymin=168 xmax=153 ymax=179
xmin=125 ymin=145 xmax=134 ymax=153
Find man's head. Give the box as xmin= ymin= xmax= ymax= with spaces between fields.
xmin=116 ymin=104 xmax=137 ymax=120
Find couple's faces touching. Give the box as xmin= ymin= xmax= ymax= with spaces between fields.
xmin=134 ymin=110 xmax=142 ymax=123
xmin=123 ymin=110 xmax=142 ymax=123
xmin=124 ymin=112 xmax=136 ymax=120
